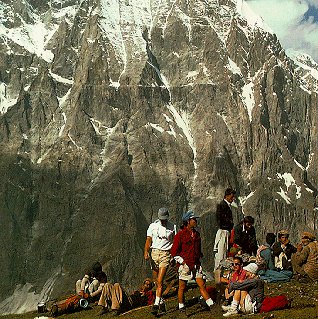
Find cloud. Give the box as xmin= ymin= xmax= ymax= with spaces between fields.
xmin=246 ymin=0 xmax=318 ymax=61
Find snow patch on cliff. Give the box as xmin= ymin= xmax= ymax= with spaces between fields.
xmin=241 ymin=81 xmax=255 ymax=121
xmin=0 ymin=82 xmax=18 ymax=113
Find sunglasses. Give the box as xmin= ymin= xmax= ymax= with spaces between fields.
xmin=233 ymin=263 xmax=241 ymax=266
xmin=302 ymin=236 xmax=309 ymax=239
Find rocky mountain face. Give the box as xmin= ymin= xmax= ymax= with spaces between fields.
xmin=0 ymin=0 xmax=317 ymax=314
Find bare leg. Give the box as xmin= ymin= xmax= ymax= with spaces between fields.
xmin=239 ymin=290 xmax=248 ymax=308
xmin=178 ymin=279 xmax=187 ymax=304
xmin=156 ymin=267 xmax=167 ymax=299
xmin=196 ymin=277 xmax=210 ymax=300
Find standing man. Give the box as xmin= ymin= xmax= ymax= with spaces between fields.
xmin=171 ymin=211 xmax=216 ymax=316
xmin=214 ymin=188 xmax=236 ymax=270
xmin=144 ymin=207 xmax=176 ymax=316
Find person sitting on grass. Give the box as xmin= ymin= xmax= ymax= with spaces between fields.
xmin=75 ymin=262 xmax=108 ymax=301
xmin=98 ymin=278 xmax=155 ymax=316
xmin=222 ymin=263 xmax=264 ymax=317
xmin=291 ymin=231 xmax=318 ymax=282
xmin=257 ymin=233 xmax=293 ymax=283
xmin=220 ymin=256 xmax=247 ymax=306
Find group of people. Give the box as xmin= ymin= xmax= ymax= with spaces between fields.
xmin=73 ymin=187 xmax=317 ymax=318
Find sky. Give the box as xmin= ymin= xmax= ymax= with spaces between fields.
xmin=246 ymin=0 xmax=318 ymax=62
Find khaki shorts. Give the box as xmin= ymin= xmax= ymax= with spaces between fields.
xmin=240 ymin=294 xmax=255 ymax=314
xmin=178 ymin=264 xmax=204 ymax=281
xmin=151 ymin=249 xmax=171 ymax=269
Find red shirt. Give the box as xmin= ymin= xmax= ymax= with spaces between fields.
xmin=231 ymin=268 xmax=247 ymax=282
xmin=171 ymin=227 xmax=203 ymax=270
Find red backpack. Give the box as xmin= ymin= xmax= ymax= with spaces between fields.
xmin=260 ymin=295 xmax=290 ymax=313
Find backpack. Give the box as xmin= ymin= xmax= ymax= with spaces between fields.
xmin=259 ymin=295 xmax=290 ymax=313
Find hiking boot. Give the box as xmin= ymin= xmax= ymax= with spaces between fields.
xmin=178 ymin=307 xmax=187 ymax=318
xmin=159 ymin=303 xmax=166 ymax=313
xmin=98 ymin=307 xmax=109 ymax=316
xmin=199 ymin=299 xmax=210 ymax=310
xmin=223 ymin=307 xmax=238 ymax=317
xmin=151 ymin=304 xmax=159 ymax=316
xmin=221 ymin=304 xmax=232 ymax=312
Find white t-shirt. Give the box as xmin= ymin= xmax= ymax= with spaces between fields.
xmin=147 ymin=219 xmax=176 ymax=250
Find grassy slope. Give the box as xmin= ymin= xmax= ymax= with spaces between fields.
xmin=1 ymin=280 xmax=317 ymax=319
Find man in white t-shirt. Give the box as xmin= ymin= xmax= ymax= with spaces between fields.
xmin=144 ymin=207 xmax=176 ymax=316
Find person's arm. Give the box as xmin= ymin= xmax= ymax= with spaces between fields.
xmin=144 ymin=236 xmax=152 ymax=260
xmin=272 ymin=242 xmax=281 ymax=257
xmin=90 ymin=282 xmax=104 ymax=298
xmin=233 ymin=225 xmax=242 ymax=246
xmin=261 ymin=248 xmax=275 ymax=270
xmin=293 ymin=245 xmax=309 ymax=265
xmin=251 ymin=228 xmax=258 ymax=255
xmin=80 ymin=275 xmax=90 ymax=291
xmin=228 ymin=278 xmax=261 ymax=293
xmin=171 ymin=232 xmax=185 ymax=264
xmin=216 ymin=203 xmax=222 ymax=228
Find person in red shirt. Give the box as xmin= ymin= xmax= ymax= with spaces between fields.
xmin=171 ymin=211 xmax=216 ymax=315
xmin=221 ymin=256 xmax=247 ymax=307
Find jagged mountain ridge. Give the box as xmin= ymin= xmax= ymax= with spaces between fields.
xmin=0 ymin=0 xmax=317 ymax=314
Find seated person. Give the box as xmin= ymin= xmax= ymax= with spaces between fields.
xmin=220 ymin=256 xmax=247 ymax=305
xmin=256 ymin=233 xmax=276 ymax=271
xmin=76 ymin=262 xmax=108 ymax=301
xmin=233 ymin=216 xmax=257 ymax=256
xmin=257 ymin=233 xmax=293 ymax=283
xmin=98 ymin=278 xmax=155 ymax=316
xmin=272 ymin=230 xmax=296 ymax=271
xmin=75 ymin=268 xmax=98 ymax=296
xmin=291 ymin=232 xmax=318 ymax=282
xmin=222 ymin=263 xmax=264 ymax=317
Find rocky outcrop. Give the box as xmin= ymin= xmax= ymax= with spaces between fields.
xmin=0 ymin=0 xmax=317 ymax=314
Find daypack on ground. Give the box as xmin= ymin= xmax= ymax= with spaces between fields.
xmin=260 ymin=294 xmax=290 ymax=313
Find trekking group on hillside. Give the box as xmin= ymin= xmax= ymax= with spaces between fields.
xmin=49 ymin=188 xmax=318 ymax=318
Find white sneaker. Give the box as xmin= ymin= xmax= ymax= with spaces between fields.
xmin=223 ymin=308 xmax=238 ymax=317
xmin=221 ymin=305 xmax=232 ymax=312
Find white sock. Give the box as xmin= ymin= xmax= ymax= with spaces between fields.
xmin=179 ymin=303 xmax=185 ymax=309
xmin=154 ymin=296 xmax=160 ymax=306
xmin=231 ymin=300 xmax=239 ymax=309
xmin=205 ymin=298 xmax=214 ymax=306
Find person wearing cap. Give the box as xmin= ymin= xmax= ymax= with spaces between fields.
xmin=144 ymin=207 xmax=176 ymax=315
xmin=257 ymin=233 xmax=293 ymax=283
xmin=214 ymin=188 xmax=236 ymax=270
xmin=171 ymin=211 xmax=216 ymax=315
xmin=291 ymin=232 xmax=318 ymax=282
xmin=272 ymin=229 xmax=296 ymax=271
xmin=222 ymin=263 xmax=264 ymax=317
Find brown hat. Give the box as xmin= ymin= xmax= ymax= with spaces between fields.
xmin=302 ymin=232 xmax=316 ymax=240
xmin=278 ymin=229 xmax=289 ymax=236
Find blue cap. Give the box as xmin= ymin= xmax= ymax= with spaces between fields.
xmin=182 ymin=211 xmax=199 ymax=222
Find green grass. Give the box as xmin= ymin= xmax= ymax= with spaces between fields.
xmin=1 ymin=280 xmax=317 ymax=319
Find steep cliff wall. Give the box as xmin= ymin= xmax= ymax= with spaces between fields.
xmin=0 ymin=0 xmax=317 ymax=314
